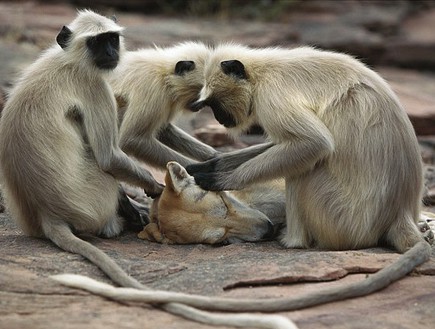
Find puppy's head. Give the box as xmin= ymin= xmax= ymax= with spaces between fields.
xmin=149 ymin=161 xmax=273 ymax=244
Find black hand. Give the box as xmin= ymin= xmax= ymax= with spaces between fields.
xmin=193 ymin=172 xmax=224 ymax=191
xmin=186 ymin=157 xmax=219 ymax=175
xmin=145 ymin=183 xmax=164 ymax=199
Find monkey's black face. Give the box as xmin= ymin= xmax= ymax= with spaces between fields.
xmin=87 ymin=32 xmax=120 ymax=70
xmin=205 ymin=98 xmax=238 ymax=128
xmin=171 ymin=60 xmax=208 ymax=112
xmin=175 ymin=60 xmax=195 ymax=76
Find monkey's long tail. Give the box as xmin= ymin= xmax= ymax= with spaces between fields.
xmin=42 ymin=220 xmax=144 ymax=289
xmin=45 ymin=220 xmax=298 ymax=328
xmin=51 ymin=241 xmax=431 ymax=312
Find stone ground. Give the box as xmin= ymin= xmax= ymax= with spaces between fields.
xmin=1 ymin=1 xmax=435 ymax=329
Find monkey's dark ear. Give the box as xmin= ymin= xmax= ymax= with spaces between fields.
xmin=175 ymin=61 xmax=195 ymax=76
xmin=110 ymin=15 xmax=118 ymax=23
xmin=56 ymin=26 xmax=72 ymax=50
xmin=221 ymin=60 xmax=247 ymax=79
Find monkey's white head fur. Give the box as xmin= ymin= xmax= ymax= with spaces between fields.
xmin=163 ymin=41 xmax=211 ymax=112
xmin=69 ymin=10 xmax=123 ymax=36
xmin=59 ymin=10 xmax=125 ymax=73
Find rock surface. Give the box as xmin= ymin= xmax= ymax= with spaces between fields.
xmin=1 ymin=213 xmax=435 ymax=329
xmin=1 ymin=1 xmax=435 ymax=329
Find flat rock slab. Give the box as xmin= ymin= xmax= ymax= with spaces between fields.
xmin=1 ymin=213 xmax=434 ymax=329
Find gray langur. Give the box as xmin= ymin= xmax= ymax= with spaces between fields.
xmin=187 ymin=44 xmax=428 ymax=254
xmin=182 ymin=43 xmax=433 ymax=299
xmin=0 ymin=10 xmax=164 ymax=290
xmin=109 ymin=41 xmax=218 ymax=169
xmin=49 ymin=44 xmax=430 ymax=326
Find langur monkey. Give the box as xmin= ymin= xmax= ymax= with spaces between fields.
xmin=187 ymin=43 xmax=430 ymax=254
xmin=51 ymin=45 xmax=430 ymax=327
xmin=109 ymin=42 xmax=218 ymax=169
xmin=0 ymin=10 xmax=164 ymax=290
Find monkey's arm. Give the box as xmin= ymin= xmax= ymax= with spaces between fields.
xmin=157 ymin=123 xmax=219 ymax=161
xmin=121 ymin=132 xmax=202 ymax=169
xmin=189 ymin=110 xmax=334 ymax=191
xmin=186 ymin=142 xmax=275 ymax=174
xmin=85 ymin=102 xmax=164 ymax=197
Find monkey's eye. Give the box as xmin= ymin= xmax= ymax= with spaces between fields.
xmin=221 ymin=60 xmax=247 ymax=80
xmin=175 ymin=61 xmax=195 ymax=76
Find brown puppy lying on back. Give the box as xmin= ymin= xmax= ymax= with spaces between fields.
xmin=139 ymin=161 xmax=285 ymax=244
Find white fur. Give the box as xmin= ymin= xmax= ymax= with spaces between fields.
xmin=109 ymin=42 xmax=217 ymax=168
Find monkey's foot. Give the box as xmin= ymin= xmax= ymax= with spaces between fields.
xmin=98 ymin=216 xmax=123 ymax=238
xmin=418 ymin=220 xmax=434 ymax=245
xmin=279 ymin=231 xmax=309 ymax=249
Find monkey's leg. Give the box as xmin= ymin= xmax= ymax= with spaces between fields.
xmin=121 ymin=132 xmax=198 ymax=168
xmin=279 ymin=178 xmax=312 ymax=248
xmin=386 ymin=211 xmax=428 ymax=253
xmin=158 ymin=123 xmax=219 ymax=161
xmin=98 ymin=215 xmax=123 ymax=238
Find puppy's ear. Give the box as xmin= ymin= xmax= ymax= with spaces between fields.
xmin=165 ymin=161 xmax=190 ymax=195
xmin=221 ymin=60 xmax=247 ymax=79
xmin=56 ymin=26 xmax=72 ymax=50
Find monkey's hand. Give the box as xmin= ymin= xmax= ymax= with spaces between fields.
xmin=145 ymin=183 xmax=165 ymax=199
xmin=187 ymin=143 xmax=273 ymax=175
xmin=192 ymin=172 xmax=228 ymax=191
xmin=186 ymin=157 xmax=220 ymax=175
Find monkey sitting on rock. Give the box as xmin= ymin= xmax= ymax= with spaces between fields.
xmin=0 ymin=10 xmax=163 ymax=289
xmin=187 ymin=44 xmax=431 ymax=256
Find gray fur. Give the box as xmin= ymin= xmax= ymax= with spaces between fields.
xmin=192 ymin=44 xmax=425 ymax=253
xmin=0 ymin=10 xmax=163 ymax=289
xmin=109 ymin=42 xmax=218 ymax=169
